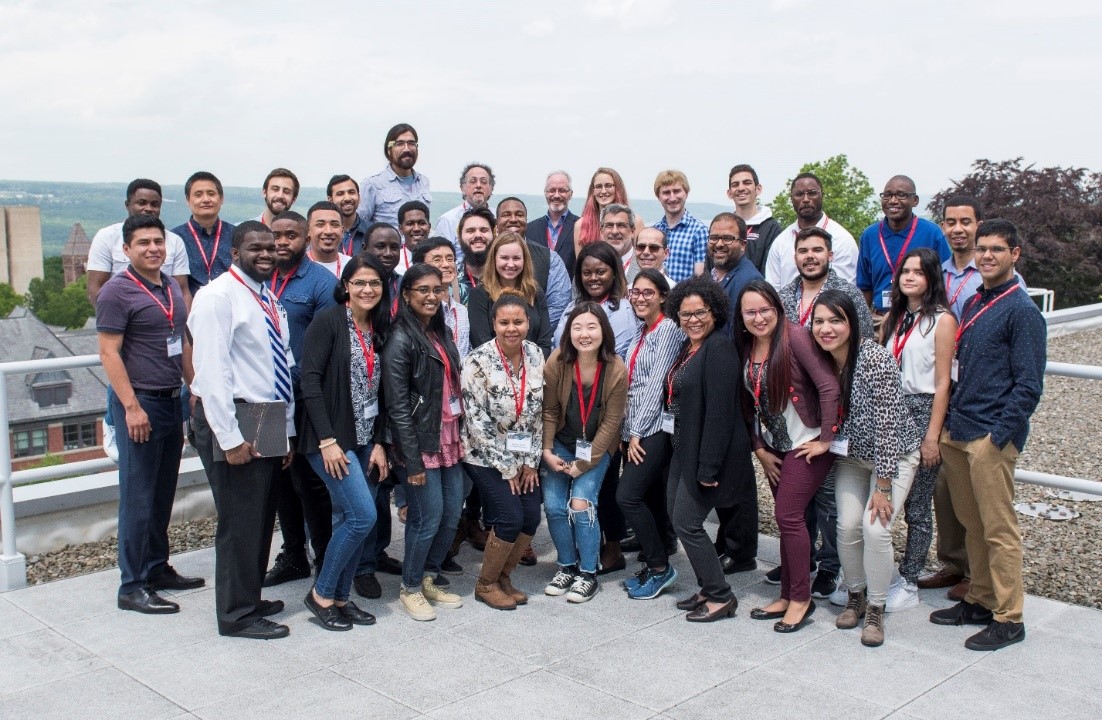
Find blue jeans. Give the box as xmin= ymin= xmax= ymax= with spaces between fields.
xmin=540 ymin=439 xmax=611 ymax=574
xmin=307 ymin=447 xmax=378 ymax=601
xmin=402 ymin=463 xmax=464 ymax=590
xmin=112 ymin=392 xmax=183 ymax=594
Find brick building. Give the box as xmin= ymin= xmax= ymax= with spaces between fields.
xmin=62 ymin=223 xmax=91 ymax=284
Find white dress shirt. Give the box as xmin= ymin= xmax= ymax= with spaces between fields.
xmin=765 ymin=215 xmax=859 ymax=288
xmin=188 ymin=266 xmax=296 ymax=450
xmin=87 ymin=222 xmax=190 ymax=277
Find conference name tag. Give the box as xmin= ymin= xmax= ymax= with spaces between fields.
xmin=449 ymin=396 xmax=462 ymax=416
xmin=660 ymin=411 xmax=675 ymax=434
xmin=830 ymin=435 xmax=849 ymax=457
xmin=364 ymin=399 xmax=379 ymax=420
xmin=506 ymin=432 xmax=532 ymax=452
xmin=881 ymin=290 xmax=892 ymax=309
xmin=166 ymin=335 xmax=183 ymax=357
xmin=575 ymin=440 xmax=593 ymax=462
xmin=951 ymin=359 xmax=959 ymax=382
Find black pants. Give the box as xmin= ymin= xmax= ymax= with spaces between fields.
xmin=616 ymin=433 xmax=673 ymax=568
xmin=272 ymin=448 xmax=332 ymax=567
xmin=464 ymin=463 xmax=541 ymax=543
xmin=667 ymin=453 xmax=733 ymax=603
xmin=598 ymin=450 xmax=628 ymax=542
xmin=192 ymin=402 xmax=280 ymax=635
xmin=713 ymin=493 xmax=760 ymax=564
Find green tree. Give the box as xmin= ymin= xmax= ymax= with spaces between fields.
xmin=38 ymin=276 xmax=94 ymax=329
xmin=768 ymin=154 xmax=880 ymax=237
xmin=0 ymin=282 xmax=20 ymax=316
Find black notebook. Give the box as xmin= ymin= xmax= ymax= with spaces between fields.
xmin=213 ymin=401 xmax=289 ymax=461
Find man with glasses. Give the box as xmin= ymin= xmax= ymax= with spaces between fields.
xmin=600 ymin=203 xmax=639 ymax=280
xmin=358 ymin=123 xmax=432 ymax=229
xmin=525 ymin=171 xmax=578 ymax=277
xmin=435 ymin=163 xmax=495 ymax=267
xmin=628 ymin=227 xmax=676 ymax=287
xmin=765 ymin=172 xmax=859 ymax=288
xmin=856 ymin=175 xmax=950 ymax=317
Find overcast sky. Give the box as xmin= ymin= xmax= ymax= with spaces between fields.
xmin=3 ymin=0 xmax=1100 ymax=207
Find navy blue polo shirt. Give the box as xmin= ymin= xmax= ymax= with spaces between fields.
xmin=96 ymin=267 xmax=188 ymax=390
xmin=856 ymin=216 xmax=950 ymax=311
xmin=267 ymin=257 xmax=338 ymax=388
xmin=713 ymin=254 xmax=763 ymax=338
xmin=173 ymin=218 xmax=235 ymax=297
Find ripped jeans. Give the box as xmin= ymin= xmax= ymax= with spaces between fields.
xmin=540 ymin=439 xmax=612 ymax=575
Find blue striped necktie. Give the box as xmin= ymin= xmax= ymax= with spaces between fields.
xmin=262 ymin=288 xmax=293 ymax=404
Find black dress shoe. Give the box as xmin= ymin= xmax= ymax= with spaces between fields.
xmin=774 ymin=600 xmax=816 ymax=633
xmin=676 ymin=592 xmax=707 ymax=611
xmin=263 ymin=552 xmax=311 ymax=587
xmin=750 ymin=607 xmax=785 ymax=620
xmin=304 ymin=590 xmax=353 ymax=631
xmin=257 ymin=600 xmax=285 ymax=617
xmin=339 ymin=600 xmax=377 ymax=626
xmin=376 ymin=555 xmax=403 ymax=575
xmin=720 ymin=556 xmax=758 ymax=574
xmin=147 ymin=565 xmax=205 ymax=591
xmin=595 ymin=554 xmax=627 ymax=576
xmin=353 ymin=573 xmax=382 ymax=599
xmin=686 ymin=596 xmax=737 ymax=622
xmin=118 ymin=587 xmax=180 ymax=614
xmin=226 ymin=618 xmax=289 ymax=640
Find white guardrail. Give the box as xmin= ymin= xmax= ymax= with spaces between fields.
xmin=3 ymin=308 xmax=1102 ymax=590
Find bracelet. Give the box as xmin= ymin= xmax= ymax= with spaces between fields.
xmin=874 ymin=484 xmax=892 ymax=496
xmin=319 ymin=438 xmax=337 ymax=449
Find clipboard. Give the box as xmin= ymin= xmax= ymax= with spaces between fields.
xmin=213 ymin=401 xmax=289 ymax=461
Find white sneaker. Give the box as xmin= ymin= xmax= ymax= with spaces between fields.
xmin=886 ymin=579 xmax=920 ymax=612
xmin=829 ymin=571 xmax=849 ymax=607
xmin=103 ymin=422 xmax=119 ymax=462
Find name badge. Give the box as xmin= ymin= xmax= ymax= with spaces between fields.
xmin=449 ymin=396 xmax=462 ymax=416
xmin=951 ymin=359 xmax=959 ymax=382
xmin=660 ymin=411 xmax=675 ymax=434
xmin=166 ymin=335 xmax=183 ymax=357
xmin=880 ymin=289 xmax=891 ymax=309
xmin=575 ymin=440 xmax=593 ymax=462
xmin=364 ymin=399 xmax=379 ymax=419
xmin=830 ymin=435 xmax=849 ymax=456
xmin=506 ymin=432 xmax=533 ymax=452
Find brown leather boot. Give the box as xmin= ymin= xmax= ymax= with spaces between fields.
xmin=476 ymin=531 xmax=516 ymax=611
xmin=498 ymin=533 xmax=533 ymax=605
xmin=449 ymin=515 xmax=470 ymax=557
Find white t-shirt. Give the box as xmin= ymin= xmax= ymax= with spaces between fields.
xmin=309 ymin=252 xmax=354 ymax=278
xmin=87 ymin=222 xmax=190 ymax=277
xmin=765 ymin=215 xmax=858 ymax=288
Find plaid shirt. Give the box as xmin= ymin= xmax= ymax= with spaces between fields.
xmin=654 ymin=211 xmax=707 ymax=282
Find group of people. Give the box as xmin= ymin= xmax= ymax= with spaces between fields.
xmin=92 ymin=123 xmax=1046 ymax=653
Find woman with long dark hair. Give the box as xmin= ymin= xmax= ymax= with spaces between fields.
xmin=467 ymin=231 xmax=554 ymax=356
xmin=299 ymin=255 xmax=391 ymax=630
xmin=880 ymin=248 xmax=957 ymax=610
xmin=383 ymin=263 xmax=466 ymax=621
xmin=811 ymin=289 xmax=922 ymax=647
xmin=735 ymin=279 xmax=840 ymax=633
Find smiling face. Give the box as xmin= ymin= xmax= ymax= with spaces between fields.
xmin=493 ymin=304 xmax=530 ymax=353
xmin=346 ymin=266 xmax=383 ymax=316
xmin=494 ymin=240 xmax=525 ymax=285
xmin=794 ymin=235 xmax=832 ymax=282
xmin=569 ymin=311 xmax=604 ymax=355
xmin=579 ymin=256 xmax=614 ymax=300
xmin=403 ymin=273 xmax=444 ymax=323
xmin=941 ymin=204 xmax=979 ymax=255
xmin=657 ymin=183 xmax=687 ymax=217
xmin=422 ymin=244 xmax=457 ymax=284
xmin=634 ymin=227 xmax=667 ymax=270
xmin=811 ymin=303 xmax=850 ymax=355
xmin=187 ymin=180 xmax=223 ymax=223
xmin=677 ymin=294 xmax=715 ymax=344
xmin=898 ymin=255 xmax=928 ymax=302
xmin=461 ymin=167 xmax=493 ymax=208
xmin=388 ymin=131 xmax=419 ymax=171
xmin=727 ymin=171 xmax=761 ymax=211
xmin=790 ymin=177 xmax=823 ymax=223
xmin=629 ymin=275 xmax=664 ymax=322
xmin=591 ymin=173 xmax=617 ymax=208
xmin=308 ymin=209 xmax=342 ymax=255
xmin=271 ymin=217 xmax=307 ymax=269
xmin=975 ymin=233 xmax=1020 ymax=287
xmin=263 ymin=176 xmax=296 ymax=215
xmin=125 ymin=188 xmax=163 ymax=218
xmin=600 ymin=211 xmax=634 ymax=256
xmin=739 ymin=291 xmax=778 ymax=341
xmin=459 ymin=216 xmax=493 ymax=266
xmin=365 ymin=227 xmax=402 ymax=275
xmin=400 ymin=209 xmax=431 ymax=247
xmin=880 ymin=177 xmax=918 ymax=226
xmin=496 ymin=199 xmax=527 ymax=234
xmin=545 ymin=173 xmax=573 ymax=214
xmin=328 ymin=180 xmax=360 ymax=220
xmin=707 ymin=216 xmax=746 ymax=271
xmin=123 ymin=227 xmax=166 ymax=276
xmin=233 ymin=229 xmax=277 ymax=282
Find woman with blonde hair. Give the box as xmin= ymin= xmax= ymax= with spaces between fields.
xmin=468 ymin=231 xmax=553 ymax=356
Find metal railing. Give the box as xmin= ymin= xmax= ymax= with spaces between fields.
xmin=3 ymin=346 xmax=1102 ymax=591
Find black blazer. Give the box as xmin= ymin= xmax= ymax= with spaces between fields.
xmin=298 ymin=305 xmax=385 ymax=454
xmin=467 ymin=286 xmax=553 ymax=357
xmin=525 ymin=210 xmax=578 ymax=279
xmin=670 ymin=331 xmax=754 ymax=508
xmin=527 ymin=241 xmax=551 ymax=292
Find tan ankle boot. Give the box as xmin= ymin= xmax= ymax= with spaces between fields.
xmin=476 ymin=531 xmax=516 ymax=610
xmin=862 ymin=604 xmax=885 ymax=647
xmin=836 ymin=590 xmax=867 ymax=629
xmin=498 ymin=533 xmax=533 ymax=605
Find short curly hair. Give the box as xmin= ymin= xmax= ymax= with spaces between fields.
xmin=664 ymin=276 xmax=730 ymax=332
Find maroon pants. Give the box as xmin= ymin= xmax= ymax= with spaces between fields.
xmin=767 ymin=447 xmax=836 ymax=602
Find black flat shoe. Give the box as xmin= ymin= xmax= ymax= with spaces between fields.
xmin=750 ymin=607 xmax=785 ymax=620
xmin=338 ymin=600 xmax=376 ymax=626
xmin=257 ymin=599 xmax=285 ymax=617
xmin=596 ymin=554 xmax=627 ymax=576
xmin=774 ymin=600 xmax=816 ymax=633
xmin=686 ymin=596 xmax=737 ymax=622
xmin=225 ymin=617 xmax=289 ymax=640
xmin=676 ymin=592 xmax=707 ymax=611
xmin=304 ymin=590 xmax=353 ymax=631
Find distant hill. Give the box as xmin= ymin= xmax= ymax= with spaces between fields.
xmin=0 ymin=180 xmax=732 ymax=257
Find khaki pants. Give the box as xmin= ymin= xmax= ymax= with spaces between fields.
xmin=933 ymin=468 xmax=970 ymax=577
xmin=940 ymin=431 xmax=1024 ymax=623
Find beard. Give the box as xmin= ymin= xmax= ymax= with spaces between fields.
xmin=799 ymin=262 xmax=829 ymax=282
xmin=277 ymin=247 xmax=307 ymax=272
xmin=460 ymin=241 xmax=488 ymax=267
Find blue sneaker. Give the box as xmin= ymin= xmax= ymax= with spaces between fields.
xmin=623 ymin=566 xmax=650 ymax=592
xmin=628 ymin=566 xmax=678 ymax=600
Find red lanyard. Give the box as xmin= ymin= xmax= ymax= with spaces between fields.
xmin=352 ymin=316 xmax=376 ymax=381
xmin=945 ymin=268 xmax=976 ymax=308
xmin=268 ymin=264 xmax=299 ymax=301
xmin=229 ymin=266 xmax=281 ymax=334
xmin=546 ymin=225 xmax=556 ymax=249
xmin=446 ymin=302 xmax=459 ymax=345
xmin=466 ymin=267 xmax=479 ymax=289
xmin=574 ymin=361 xmax=603 ymax=439
xmin=796 ymin=284 xmax=822 ymax=327
xmin=125 ymin=270 xmax=175 ymax=333
xmin=495 ymin=340 xmax=527 ymax=421
xmin=390 ymin=275 xmax=400 ymax=319
xmin=891 ymin=317 xmax=919 ymax=363
xmin=308 ymin=249 xmax=342 ymax=276
xmin=622 ymin=254 xmax=632 ymax=271
xmin=748 ymin=352 xmax=769 ymax=409
xmin=627 ymin=315 xmax=663 ymax=385
xmin=187 ymin=219 xmax=223 ymax=278
xmin=955 ymin=285 xmax=1021 ymax=351
xmin=402 ymin=247 xmax=411 ymax=271
xmin=432 ymin=337 xmax=454 ymax=385
xmin=665 ymin=346 xmax=699 ymax=405
xmin=878 ymin=215 xmax=919 ymax=274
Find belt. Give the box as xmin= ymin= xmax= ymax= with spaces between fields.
xmin=135 ymin=387 xmax=181 ymax=399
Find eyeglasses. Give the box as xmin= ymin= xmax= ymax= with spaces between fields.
xmin=464 ymin=177 xmax=491 ymax=186
xmin=628 ymin=288 xmax=660 ymax=300
xmin=791 ymin=190 xmax=821 ymax=199
xmin=634 ymin=243 xmax=664 ymax=253
xmin=741 ymin=307 xmax=776 ymax=320
xmin=975 ymin=245 xmax=1011 ymax=256
xmin=427 ymin=256 xmax=456 ymax=266
xmin=388 ymin=140 xmax=418 ymax=149
xmin=879 ymin=191 xmax=916 ymax=200
xmin=347 ymin=279 xmax=383 ymax=291
xmin=409 ymin=286 xmax=447 ymax=296
xmin=678 ymin=308 xmax=711 ymax=322
xmin=592 ymin=183 xmax=616 ymax=192
xmin=707 ymin=234 xmax=742 ymax=245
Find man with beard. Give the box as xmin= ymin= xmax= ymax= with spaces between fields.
xmin=599 ymin=203 xmax=638 ymax=282
xmin=173 ymin=171 xmax=235 ymax=299
xmin=260 ymin=211 xmax=338 ymax=588
xmin=358 ymin=123 xmax=432 ymax=228
xmin=188 ymin=221 xmax=295 ymax=639
xmin=305 ymin=201 xmax=352 ymax=278
xmin=327 ymin=175 xmax=368 ymax=257
xmin=255 ymin=168 xmax=300 ymax=226
xmin=496 ymin=196 xmax=571 ymax=327
xmin=435 ymin=163 xmax=494 ymax=266
xmin=455 ymin=206 xmax=496 ymax=297
xmin=707 ymin=213 xmax=762 ymax=337
xmin=525 ymin=170 xmax=578 ymax=276
xmin=779 ymin=227 xmax=873 ymax=338
xmin=653 ymin=170 xmax=708 ymax=282
xmin=765 ymin=172 xmax=859 ymax=287
xmin=728 ymin=164 xmax=782 ymax=276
